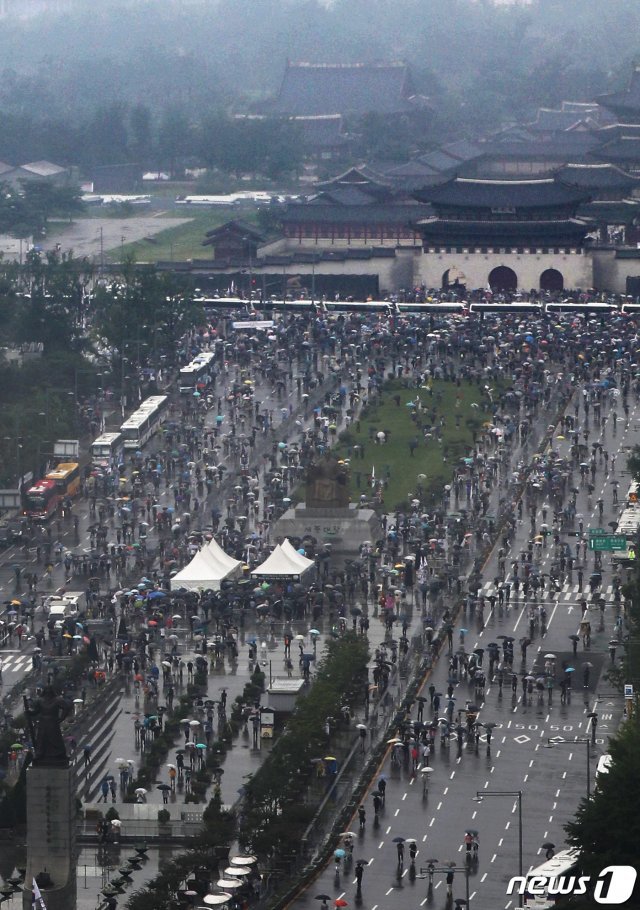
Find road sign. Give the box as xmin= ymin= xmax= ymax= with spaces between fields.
xmin=625 ymin=684 xmax=634 ymax=698
xmin=589 ymin=535 xmax=627 ymax=551
xmin=588 ymin=528 xmax=607 ymax=536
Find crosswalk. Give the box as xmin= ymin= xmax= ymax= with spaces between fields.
xmin=477 ymin=580 xmax=618 ymax=603
xmin=0 ymin=651 xmax=35 ymax=674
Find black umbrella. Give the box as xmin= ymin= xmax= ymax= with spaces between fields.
xmin=542 ymin=842 xmax=555 ymax=850
xmin=315 ymin=895 xmax=332 ymax=902
xmin=392 ymin=836 xmax=405 ymax=843
xmin=569 ymin=634 xmax=580 ymax=642
xmin=416 ymin=696 xmax=427 ymax=703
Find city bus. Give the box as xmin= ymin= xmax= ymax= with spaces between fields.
xmin=178 ymin=351 xmax=216 ymax=394
xmin=543 ymin=301 xmax=617 ymax=316
xmin=469 ymin=301 xmax=544 ymax=315
xmin=508 ymin=848 xmax=581 ymax=906
xmin=24 ymin=478 xmax=60 ymax=520
xmin=194 ymin=296 xmax=251 ymax=312
xmin=46 ymin=462 xmax=81 ymax=498
xmin=120 ymin=395 xmax=169 ymax=450
xmin=398 ymin=301 xmax=468 ymax=315
xmin=90 ymin=432 xmax=124 ymax=468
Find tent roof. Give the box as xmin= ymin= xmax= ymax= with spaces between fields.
xmin=170 ymin=539 xmax=242 ymax=591
xmin=206 ymin=537 xmax=243 ymax=573
xmin=251 ymin=539 xmax=314 ymax=578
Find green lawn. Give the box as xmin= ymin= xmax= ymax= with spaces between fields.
xmin=112 ymin=207 xmax=261 ymax=263
xmin=333 ymin=379 xmax=496 ymax=511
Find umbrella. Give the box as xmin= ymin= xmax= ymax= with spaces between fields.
xmin=229 ymin=856 xmax=257 ymax=866
xmin=544 ymin=653 xmax=556 ymax=659
xmin=135 ymin=788 xmax=147 ymax=796
xmin=315 ymin=897 xmax=332 ymax=903
xmin=217 ymin=880 xmax=242 ymax=889
xmin=224 ymin=867 xmax=250 ymax=877
xmin=542 ymin=842 xmax=555 ymax=850
xmin=335 ymin=901 xmax=348 ymax=908
xmin=157 ymin=784 xmax=171 ymax=791
xmin=392 ymin=836 xmax=405 ymax=843
xmin=203 ymin=896 xmax=232 ymax=906
xmin=334 ymin=849 xmax=346 ymax=859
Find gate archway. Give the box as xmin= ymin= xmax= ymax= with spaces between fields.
xmin=442 ymin=267 xmax=467 ymax=289
xmin=488 ymin=266 xmax=517 ymax=292
xmin=540 ymin=268 xmax=564 ymax=292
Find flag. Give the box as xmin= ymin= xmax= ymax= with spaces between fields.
xmin=371 ymin=465 xmax=376 ymax=488
xmin=32 ymin=878 xmax=48 ymax=910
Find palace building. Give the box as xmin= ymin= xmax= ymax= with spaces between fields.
xmin=412 ymin=176 xmax=593 ymax=292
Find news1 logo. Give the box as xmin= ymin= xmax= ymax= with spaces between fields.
xmin=506 ymin=866 xmax=637 ymax=904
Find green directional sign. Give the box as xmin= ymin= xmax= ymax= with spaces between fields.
xmin=589 ymin=535 xmax=627 ymax=551
xmin=589 ymin=528 xmax=607 ymax=536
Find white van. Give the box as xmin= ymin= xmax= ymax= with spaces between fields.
xmin=47 ymin=598 xmax=79 ymax=628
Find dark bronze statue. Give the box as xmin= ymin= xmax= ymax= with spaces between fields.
xmin=305 ymin=456 xmax=350 ymax=509
xmin=24 ymin=688 xmax=72 ymax=767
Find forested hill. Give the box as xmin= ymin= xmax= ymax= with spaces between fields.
xmin=1 ymin=0 xmax=640 ymax=168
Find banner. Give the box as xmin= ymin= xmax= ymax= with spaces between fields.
xmin=32 ymin=879 xmax=48 ymax=910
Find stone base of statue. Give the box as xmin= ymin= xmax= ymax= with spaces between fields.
xmin=275 ymin=503 xmax=382 ymax=558
xmin=23 ymin=764 xmax=77 ymax=910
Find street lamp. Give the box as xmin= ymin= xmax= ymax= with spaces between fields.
xmin=545 ymin=737 xmax=592 ymax=798
xmin=473 ymin=789 xmax=523 ymax=878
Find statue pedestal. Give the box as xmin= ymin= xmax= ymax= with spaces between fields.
xmin=23 ymin=764 xmax=77 ymax=910
xmin=275 ymin=504 xmax=381 ymax=558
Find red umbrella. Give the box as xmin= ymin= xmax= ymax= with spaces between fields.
xmin=335 ymin=902 xmax=348 ymax=908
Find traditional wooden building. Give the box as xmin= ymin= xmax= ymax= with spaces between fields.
xmin=413 ymin=176 xmax=593 ymax=292
xmin=275 ymin=167 xmax=429 ymax=249
xmin=268 ymin=62 xmax=430 ymax=120
xmin=202 ymin=221 xmax=264 ymax=261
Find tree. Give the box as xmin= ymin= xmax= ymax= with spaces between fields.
xmin=564 ymin=718 xmax=640 ymax=905
xmin=157 ymin=106 xmax=193 ymax=177
xmin=91 ymin=268 xmax=203 ymax=367
xmin=129 ymin=103 xmax=154 ymax=165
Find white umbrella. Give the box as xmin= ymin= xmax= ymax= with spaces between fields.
xmin=110 ymin=819 xmax=122 ymax=827
xmin=203 ymin=896 xmax=232 ymax=906
xmin=189 ymin=720 xmax=201 ymax=728
xmin=216 ymin=880 xmax=242 ymax=889
xmin=229 ymin=856 xmax=257 ymax=866
xmin=135 ymin=788 xmax=147 ymax=796
xmin=224 ymin=867 xmax=250 ymax=877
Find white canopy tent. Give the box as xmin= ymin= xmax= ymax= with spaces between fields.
xmin=251 ymin=539 xmax=315 ymax=579
xmin=170 ymin=538 xmax=242 ymax=592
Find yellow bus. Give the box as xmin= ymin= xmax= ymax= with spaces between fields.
xmin=46 ymin=462 xmax=81 ymax=499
